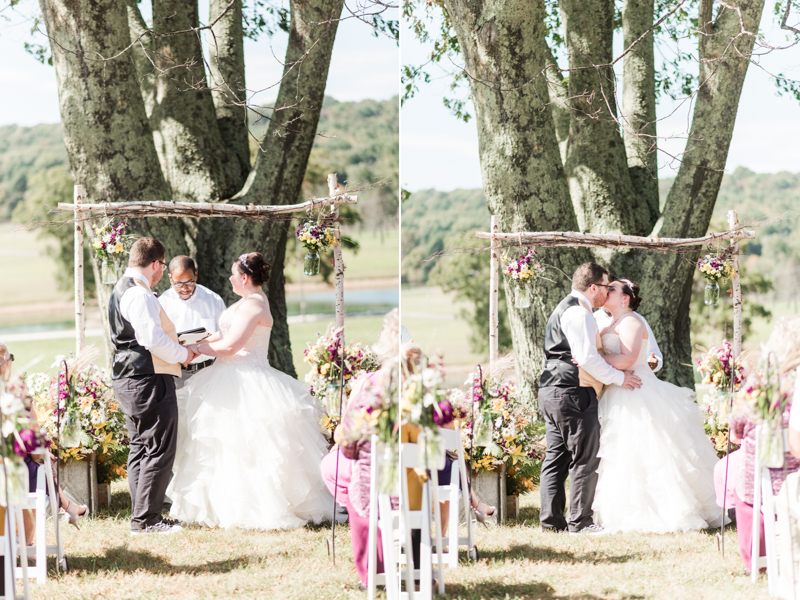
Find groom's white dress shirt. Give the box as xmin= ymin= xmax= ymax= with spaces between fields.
xmin=119 ymin=268 xmax=189 ymax=365
xmin=159 ymin=284 xmax=226 ymax=364
xmin=593 ymin=309 xmax=663 ymax=372
xmin=561 ymin=289 xmax=625 ymax=387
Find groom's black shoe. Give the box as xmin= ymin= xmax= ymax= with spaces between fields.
xmin=569 ymin=524 xmax=608 ymax=536
xmin=131 ymin=520 xmax=184 ymax=536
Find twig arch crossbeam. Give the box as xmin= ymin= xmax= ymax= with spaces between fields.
xmin=476 ymin=210 xmax=755 ymax=372
xmin=59 ymin=179 xmax=357 ymax=355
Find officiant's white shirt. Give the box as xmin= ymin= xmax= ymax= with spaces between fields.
xmin=119 ymin=268 xmax=189 ymax=365
xmin=159 ymin=284 xmax=226 ymax=364
xmin=561 ymin=289 xmax=625 ymax=387
xmin=593 ymin=309 xmax=663 ymax=372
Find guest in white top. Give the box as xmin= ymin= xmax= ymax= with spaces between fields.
xmin=159 ymin=256 xmax=226 ymax=385
xmin=593 ymin=306 xmax=663 ymax=372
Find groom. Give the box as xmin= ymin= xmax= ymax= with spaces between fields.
xmin=109 ymin=238 xmax=198 ymax=536
xmin=538 ymin=263 xmax=642 ymax=535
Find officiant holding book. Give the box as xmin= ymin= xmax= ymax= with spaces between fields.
xmin=159 ymin=256 xmax=227 ymax=388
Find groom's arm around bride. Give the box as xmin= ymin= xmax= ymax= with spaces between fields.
xmin=109 ymin=238 xmax=198 ymax=535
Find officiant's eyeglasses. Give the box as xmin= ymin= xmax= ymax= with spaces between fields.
xmin=171 ymin=280 xmax=197 ymax=290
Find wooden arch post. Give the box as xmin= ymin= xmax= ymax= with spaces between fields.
xmin=74 ymin=185 xmax=85 ymax=355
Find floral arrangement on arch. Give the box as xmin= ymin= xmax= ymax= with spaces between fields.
xmin=304 ymin=328 xmax=380 ymax=439
xmin=502 ymin=247 xmax=546 ymax=289
xmin=91 ymin=219 xmax=135 ymax=263
xmin=296 ymin=218 xmax=338 ymax=255
xmin=739 ymin=358 xmax=795 ymax=426
xmin=25 ymin=356 xmax=129 ymax=484
xmin=450 ymin=371 xmax=545 ymax=496
xmin=0 ymin=379 xmax=47 ymax=506
xmin=697 ymin=340 xmax=744 ymax=392
xmin=697 ymin=390 xmax=739 ymax=458
xmin=697 ymin=248 xmax=735 ymax=284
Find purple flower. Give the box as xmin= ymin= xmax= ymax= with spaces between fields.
xmin=433 ymin=399 xmax=454 ymax=426
xmin=13 ymin=429 xmax=38 ymax=457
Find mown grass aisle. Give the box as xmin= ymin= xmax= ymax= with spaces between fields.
xmin=443 ymin=492 xmax=771 ymax=600
xmin=32 ymin=484 xmax=772 ymax=599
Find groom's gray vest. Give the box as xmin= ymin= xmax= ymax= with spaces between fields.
xmin=109 ymin=277 xmax=181 ymax=380
xmin=538 ymin=295 xmax=583 ymax=388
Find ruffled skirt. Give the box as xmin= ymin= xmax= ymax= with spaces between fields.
xmin=167 ymin=359 xmax=333 ymax=530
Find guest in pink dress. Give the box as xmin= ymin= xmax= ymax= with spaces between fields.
xmin=320 ymin=310 xmax=398 ymax=589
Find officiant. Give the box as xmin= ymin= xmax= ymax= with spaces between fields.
xmin=159 ymin=256 xmax=227 ymax=387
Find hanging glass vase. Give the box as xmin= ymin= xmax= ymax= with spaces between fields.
xmin=704 ymin=280 xmax=720 ymax=306
xmin=757 ymin=421 xmax=785 ymax=469
xmin=60 ymin=413 xmax=82 ymax=448
xmin=101 ymin=259 xmax=119 ymax=284
xmin=514 ymin=285 xmax=532 ymax=309
xmin=715 ymin=391 xmax=733 ymax=427
xmin=325 ymin=382 xmax=343 ymax=418
xmin=473 ymin=412 xmax=494 ymax=447
xmin=304 ymin=251 xmax=320 ymax=276
xmin=418 ymin=429 xmax=446 ymax=470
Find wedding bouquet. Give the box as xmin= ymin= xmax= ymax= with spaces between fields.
xmin=0 ymin=379 xmax=46 ymax=506
xmin=304 ymin=328 xmax=380 ymax=419
xmin=503 ymin=247 xmax=546 ymax=309
xmin=26 ymin=356 xmax=129 ymax=484
xmin=697 ymin=340 xmax=744 ymax=392
xmin=451 ymin=371 xmax=545 ymax=495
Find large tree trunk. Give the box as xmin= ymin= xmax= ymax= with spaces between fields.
xmin=39 ymin=0 xmax=344 ymax=377
xmin=561 ymin=0 xmax=649 ymax=239
xmin=622 ymin=0 xmax=659 ymax=227
xmin=444 ymin=0 xmax=591 ymax=405
xmin=635 ymin=0 xmax=766 ymax=387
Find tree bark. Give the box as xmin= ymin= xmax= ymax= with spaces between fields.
xmin=543 ymin=44 xmax=570 ymax=167
xmin=636 ymin=0 xmax=766 ymax=387
xmin=561 ymin=0 xmax=650 ymax=239
xmin=126 ymin=0 xmax=157 ymax=118
xmin=443 ymin=0 xmax=591 ymax=405
xmin=208 ymin=0 xmax=251 ymax=186
xmin=220 ymin=0 xmax=345 ymax=375
xmin=622 ymin=0 xmax=660 ymax=227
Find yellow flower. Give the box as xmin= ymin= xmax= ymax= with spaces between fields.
xmin=113 ymin=243 xmax=123 ymax=253
xmin=321 ymin=363 xmax=330 ymax=375
xmin=93 ymin=240 xmax=103 ymax=249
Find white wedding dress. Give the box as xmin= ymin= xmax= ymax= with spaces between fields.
xmin=592 ymin=331 xmax=724 ymax=533
xmin=167 ymin=306 xmax=333 ymax=530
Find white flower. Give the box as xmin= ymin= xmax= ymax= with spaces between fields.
xmin=0 ymin=393 xmax=24 ymax=417
xmin=423 ymin=392 xmax=436 ymax=407
xmin=495 ymin=416 xmax=503 ymax=428
xmin=421 ymin=368 xmax=442 ymax=389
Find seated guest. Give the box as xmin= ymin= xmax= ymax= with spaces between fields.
xmin=0 ymin=343 xmax=87 ymax=541
xmin=159 ymin=256 xmax=226 ymax=387
xmin=722 ymin=317 xmax=800 ymax=574
xmin=320 ymin=309 xmax=398 ymax=590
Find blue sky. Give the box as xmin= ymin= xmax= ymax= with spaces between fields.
xmin=0 ymin=2 xmax=399 ymax=126
xmin=400 ymin=6 xmax=800 ymax=192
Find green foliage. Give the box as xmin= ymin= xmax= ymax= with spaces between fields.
xmin=0 ymin=124 xmax=68 ymax=220
xmin=11 ymin=165 xmax=97 ymax=298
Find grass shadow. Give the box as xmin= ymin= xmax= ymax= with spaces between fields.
xmin=475 ymin=544 xmax=636 ymax=565
xmin=445 ymin=580 xmax=646 ymax=600
xmin=57 ymin=545 xmax=251 ymax=577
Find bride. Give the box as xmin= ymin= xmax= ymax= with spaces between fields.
xmin=589 ymin=277 xmax=724 ymax=533
xmin=167 ymin=252 xmax=332 ymax=530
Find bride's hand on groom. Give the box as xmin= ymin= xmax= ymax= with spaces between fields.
xmin=182 ymin=347 xmax=200 ymax=366
xmin=622 ymin=370 xmax=642 ymax=390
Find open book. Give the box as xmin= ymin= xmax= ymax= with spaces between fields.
xmin=178 ymin=327 xmax=209 ymax=344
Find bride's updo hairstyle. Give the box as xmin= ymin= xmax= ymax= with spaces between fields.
xmin=235 ymin=252 xmax=270 ymax=286
xmin=617 ymin=278 xmax=643 ymax=311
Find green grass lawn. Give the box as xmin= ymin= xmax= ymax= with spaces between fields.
xmin=0 ymin=223 xmax=68 ymax=307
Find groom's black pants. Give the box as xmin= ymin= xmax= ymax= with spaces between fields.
xmin=538 ymin=385 xmax=600 ymax=532
xmin=113 ymin=374 xmax=178 ymax=531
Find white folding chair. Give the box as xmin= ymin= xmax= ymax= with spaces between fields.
xmin=368 ymin=435 xmax=398 ymax=600
xmin=399 ymin=438 xmax=444 ymax=599
xmin=19 ymin=451 xmax=66 ymax=583
xmin=433 ymin=427 xmax=475 ymax=569
xmin=752 ymin=427 xmax=793 ymax=598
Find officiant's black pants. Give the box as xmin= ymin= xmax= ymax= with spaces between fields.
xmin=538 ymin=386 xmax=600 ymax=532
xmin=113 ymin=374 xmax=178 ymax=531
